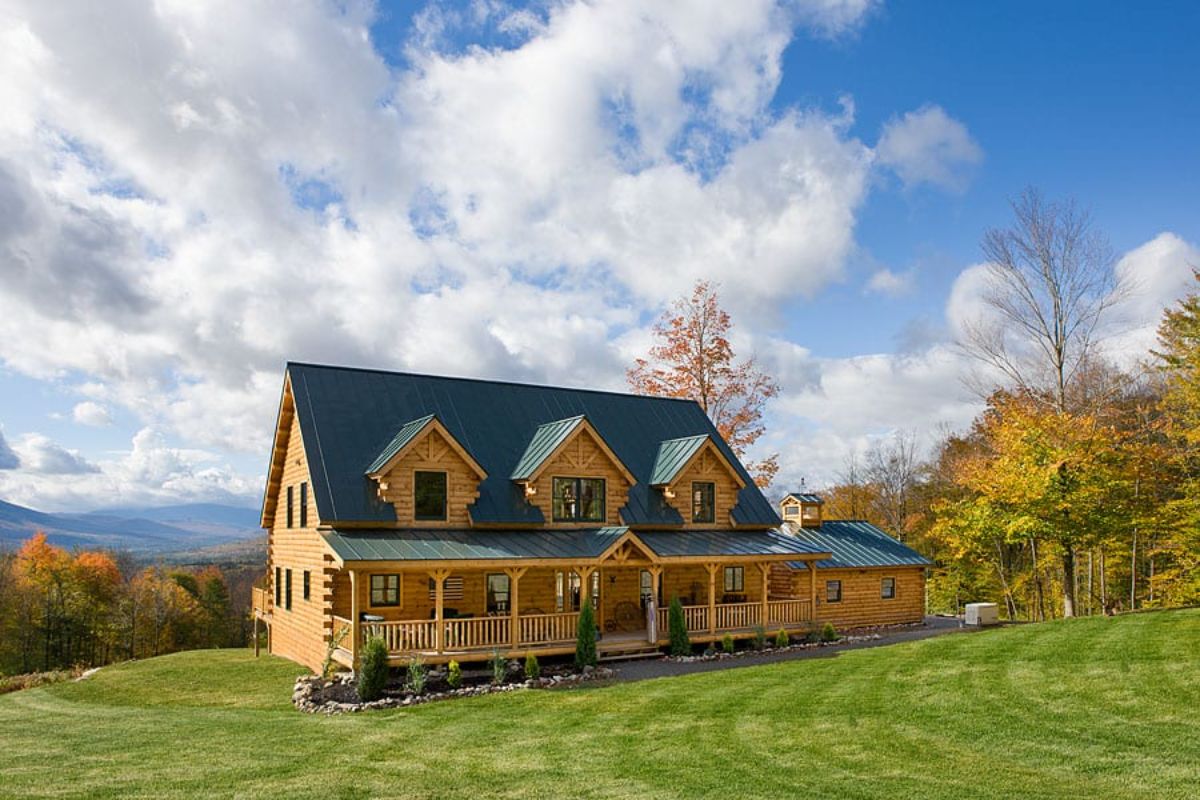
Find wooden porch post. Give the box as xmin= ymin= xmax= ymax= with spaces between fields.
xmin=349 ymin=570 xmax=361 ymax=664
xmin=808 ymin=560 xmax=818 ymax=621
xmin=759 ymin=562 xmax=770 ymax=628
xmin=648 ymin=566 xmax=663 ymax=643
xmin=506 ymin=567 xmax=527 ymax=650
xmin=430 ymin=569 xmax=450 ymax=654
xmin=576 ymin=566 xmax=596 ymax=610
xmin=706 ymin=562 xmax=719 ymax=635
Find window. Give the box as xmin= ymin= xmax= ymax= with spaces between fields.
xmin=555 ymin=571 xmax=599 ymax=611
xmin=371 ymin=574 xmax=400 ymax=607
xmin=552 ymin=477 xmax=605 ymax=522
xmin=414 ymin=471 xmax=448 ymax=520
xmin=284 ymin=569 xmax=293 ymax=611
xmin=427 ymin=576 xmax=464 ymax=601
xmin=783 ymin=505 xmax=799 ymax=519
xmin=274 ymin=566 xmax=281 ymax=606
xmin=486 ymin=573 xmax=511 ymax=614
xmin=286 ymin=485 xmax=294 ymax=528
xmin=691 ymin=481 xmax=715 ymax=523
xmin=881 ymin=577 xmax=896 ymax=600
xmin=299 ymin=482 xmax=308 ymax=527
xmin=724 ymin=566 xmax=744 ymax=593
xmin=302 ymin=570 xmax=311 ymax=601
xmin=826 ymin=580 xmax=842 ymax=603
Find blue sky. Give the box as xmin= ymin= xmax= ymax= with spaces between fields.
xmin=0 ymin=0 xmax=1196 ymax=511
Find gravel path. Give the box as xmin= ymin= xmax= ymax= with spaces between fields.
xmin=610 ymin=615 xmax=970 ymax=683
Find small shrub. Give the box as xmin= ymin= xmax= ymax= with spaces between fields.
xmin=668 ymin=596 xmax=691 ymax=656
xmin=702 ymin=645 xmax=716 ymax=657
xmin=406 ymin=655 xmax=428 ymax=694
xmin=753 ymin=625 xmax=766 ymax=650
xmin=490 ymin=648 xmax=508 ymax=685
xmin=321 ymin=624 xmax=350 ymax=679
xmin=721 ymin=634 xmax=735 ymax=654
xmin=575 ymin=601 xmax=598 ymax=668
xmin=775 ymin=628 xmax=790 ymax=648
xmin=821 ymin=622 xmax=839 ymax=643
xmin=524 ymin=652 xmax=541 ymax=680
xmin=446 ymin=660 xmax=462 ymax=690
xmin=357 ymin=636 xmax=390 ymax=702
xmin=805 ymin=625 xmax=821 ymax=644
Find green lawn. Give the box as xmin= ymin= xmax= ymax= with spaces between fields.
xmin=1 ymin=610 xmax=1197 ymax=799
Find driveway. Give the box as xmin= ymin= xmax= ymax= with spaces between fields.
xmin=610 ymin=615 xmax=969 ymax=682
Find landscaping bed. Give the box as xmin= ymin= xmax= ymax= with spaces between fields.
xmin=294 ymin=659 xmax=615 ymax=714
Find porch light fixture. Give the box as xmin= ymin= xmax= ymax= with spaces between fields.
xmin=662 ymin=487 xmax=676 ymax=499
xmin=524 ymin=483 xmax=537 ymax=498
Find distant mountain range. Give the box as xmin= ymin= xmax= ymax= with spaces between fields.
xmin=0 ymin=499 xmax=265 ymax=556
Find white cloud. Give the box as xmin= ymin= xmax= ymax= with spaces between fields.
xmin=0 ymin=0 xmax=881 ymax=468
xmin=72 ymin=401 xmax=113 ymax=427
xmin=10 ymin=433 xmax=99 ymax=475
xmin=876 ymin=104 xmax=982 ymax=192
xmin=865 ymin=267 xmax=915 ymax=296
xmin=0 ymin=428 xmax=256 ymax=511
xmin=1104 ymin=232 xmax=1200 ymax=366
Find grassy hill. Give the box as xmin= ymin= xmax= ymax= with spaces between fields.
xmin=1 ymin=610 xmax=1197 ymax=799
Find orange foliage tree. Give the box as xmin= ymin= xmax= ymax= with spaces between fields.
xmin=627 ymin=280 xmax=780 ymax=487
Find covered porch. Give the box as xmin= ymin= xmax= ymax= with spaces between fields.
xmin=322 ymin=527 xmax=830 ymax=666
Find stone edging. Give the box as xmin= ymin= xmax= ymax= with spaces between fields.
xmin=293 ymin=666 xmax=616 ymax=714
xmin=661 ymin=633 xmax=884 ymax=663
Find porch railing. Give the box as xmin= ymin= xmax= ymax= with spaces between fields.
xmin=520 ymin=612 xmax=580 ymax=645
xmin=766 ymin=599 xmax=812 ymax=625
xmin=655 ymin=604 xmax=709 ymax=634
xmin=715 ymin=601 xmax=761 ymax=630
xmin=445 ymin=616 xmax=511 ymax=650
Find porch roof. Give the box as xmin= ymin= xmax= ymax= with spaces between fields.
xmin=325 ymin=527 xmax=631 ymax=563
xmin=637 ymin=529 xmax=826 ymax=559
xmin=323 ymin=527 xmax=828 ymax=565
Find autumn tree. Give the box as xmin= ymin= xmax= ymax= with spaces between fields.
xmin=627 ymin=281 xmax=780 ymax=486
xmin=1152 ymin=270 xmax=1200 ymax=604
xmin=957 ymin=189 xmax=1126 ymax=616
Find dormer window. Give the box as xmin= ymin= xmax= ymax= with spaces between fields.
xmin=692 ymin=481 xmax=715 ymax=523
xmin=552 ymin=477 xmax=605 ymax=522
xmin=783 ymin=504 xmax=799 ymax=519
xmin=414 ymin=470 xmax=448 ymax=521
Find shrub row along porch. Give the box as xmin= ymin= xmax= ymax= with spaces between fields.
xmin=310 ymin=526 xmax=829 ymax=665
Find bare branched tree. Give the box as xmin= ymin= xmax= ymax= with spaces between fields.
xmin=865 ymin=430 xmax=920 ymax=540
xmin=959 ymin=187 xmax=1124 ymax=414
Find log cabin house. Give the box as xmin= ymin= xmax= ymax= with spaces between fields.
xmin=251 ymin=363 xmax=919 ymax=671
xmin=773 ymin=494 xmax=931 ymax=628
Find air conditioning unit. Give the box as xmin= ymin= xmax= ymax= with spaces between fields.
xmin=965 ymin=602 xmax=999 ymax=626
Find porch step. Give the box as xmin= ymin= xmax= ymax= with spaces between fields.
xmin=599 ymin=647 xmax=661 ymax=663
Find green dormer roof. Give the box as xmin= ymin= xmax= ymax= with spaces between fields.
xmin=649 ymin=435 xmax=709 ymax=486
xmin=365 ymin=414 xmax=436 ymax=475
xmin=510 ymin=415 xmax=586 ymax=481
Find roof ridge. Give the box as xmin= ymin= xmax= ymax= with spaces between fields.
xmin=286 ymin=361 xmax=701 ymax=404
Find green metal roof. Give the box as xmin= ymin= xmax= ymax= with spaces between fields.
xmin=783 ymin=520 xmax=932 ymax=570
xmin=365 ymin=414 xmax=436 ymax=475
xmin=323 ymin=527 xmax=826 ymax=563
xmin=784 ymin=493 xmax=823 ymax=504
xmin=649 ymin=435 xmax=709 ymax=485
xmin=639 ymin=529 xmax=826 ymax=559
xmin=325 ymin=527 xmax=629 ymax=562
xmin=510 ymin=415 xmax=585 ymax=481
xmin=282 ymin=362 xmax=782 ymax=526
